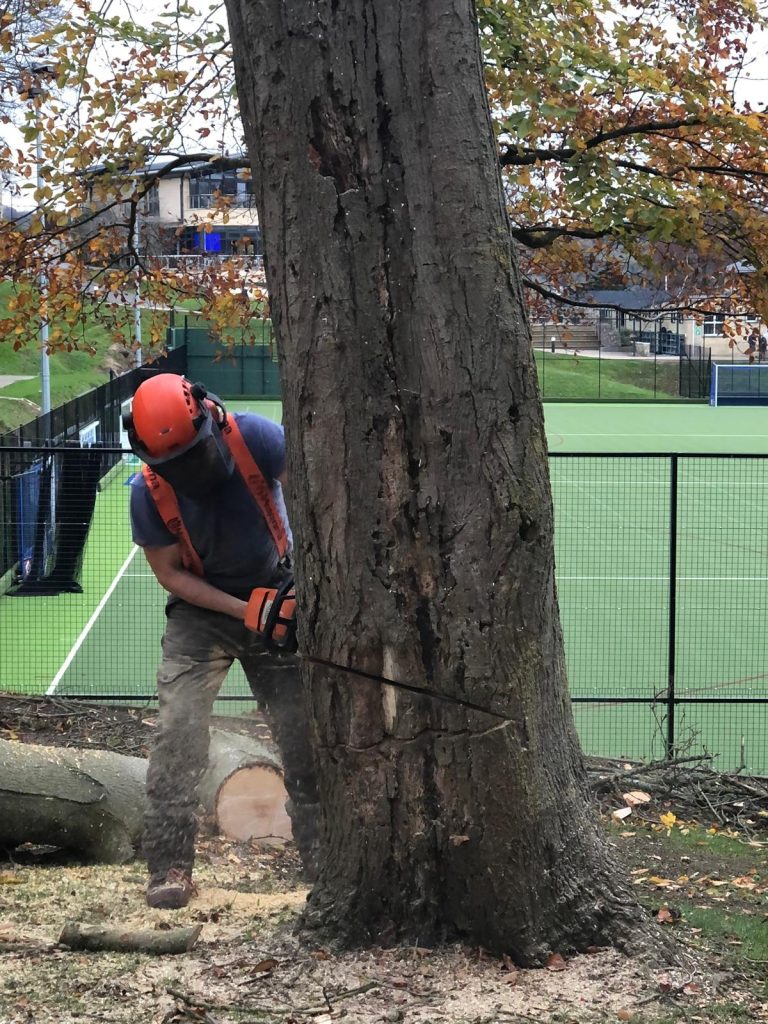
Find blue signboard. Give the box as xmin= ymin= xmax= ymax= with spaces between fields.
xmin=193 ymin=232 xmax=222 ymax=253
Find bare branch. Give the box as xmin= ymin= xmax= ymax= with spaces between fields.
xmin=522 ymin=275 xmax=734 ymax=317
xmin=499 ymin=116 xmax=707 ymax=167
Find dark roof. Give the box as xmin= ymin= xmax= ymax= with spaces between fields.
xmin=1 ymin=204 xmax=33 ymax=227
xmin=582 ymin=287 xmax=672 ymax=310
xmin=84 ymin=152 xmax=247 ymax=180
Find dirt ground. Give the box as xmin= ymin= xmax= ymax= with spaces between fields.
xmin=1 ymin=693 xmax=766 ymax=1024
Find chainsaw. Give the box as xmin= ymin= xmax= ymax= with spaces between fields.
xmin=245 ymin=577 xmax=298 ymax=653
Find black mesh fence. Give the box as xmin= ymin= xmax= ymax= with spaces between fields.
xmin=0 ymin=447 xmax=253 ymax=707
xmin=0 ymin=349 xmax=186 ymax=450
xmin=2 ymin=447 xmax=768 ymax=772
xmin=552 ymin=453 xmax=768 ymax=772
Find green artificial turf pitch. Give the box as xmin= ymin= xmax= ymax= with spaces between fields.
xmin=2 ymin=400 xmax=768 ymax=771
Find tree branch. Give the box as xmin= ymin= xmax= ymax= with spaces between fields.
xmin=499 ymin=116 xmax=707 ymax=167
xmin=510 ymin=225 xmax=612 ymax=247
xmin=521 ymin=275 xmax=733 ymax=316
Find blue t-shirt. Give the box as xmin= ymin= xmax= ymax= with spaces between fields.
xmin=130 ymin=412 xmax=291 ymax=596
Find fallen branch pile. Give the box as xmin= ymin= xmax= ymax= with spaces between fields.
xmin=587 ymin=754 xmax=768 ymax=837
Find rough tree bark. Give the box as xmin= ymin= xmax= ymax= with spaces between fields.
xmin=224 ymin=0 xmax=667 ymax=963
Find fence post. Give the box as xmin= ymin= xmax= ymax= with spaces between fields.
xmin=666 ymin=455 xmax=679 ymax=759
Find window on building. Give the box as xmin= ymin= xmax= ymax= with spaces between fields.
xmin=189 ymin=169 xmax=254 ymax=209
xmin=703 ymin=313 xmax=760 ymax=336
xmin=180 ymin=226 xmax=262 ymax=255
xmin=703 ymin=314 xmax=726 ymax=336
xmin=143 ymin=183 xmax=160 ymax=217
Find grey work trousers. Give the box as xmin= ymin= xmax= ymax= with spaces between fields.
xmin=143 ymin=601 xmax=318 ymax=880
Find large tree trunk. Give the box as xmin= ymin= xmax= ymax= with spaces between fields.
xmin=225 ymin=0 xmax=665 ymax=963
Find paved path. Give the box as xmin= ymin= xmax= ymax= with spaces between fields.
xmin=0 ymin=375 xmax=33 ymax=389
xmin=543 ymin=348 xmax=681 ymax=361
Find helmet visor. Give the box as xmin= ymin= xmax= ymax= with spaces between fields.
xmin=144 ymin=416 xmax=234 ymax=498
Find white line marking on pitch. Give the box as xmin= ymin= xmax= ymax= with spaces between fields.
xmin=557 ymin=432 xmax=767 ymax=440
xmin=47 ymin=545 xmax=139 ymax=696
xmin=559 ymin=575 xmax=768 ymax=582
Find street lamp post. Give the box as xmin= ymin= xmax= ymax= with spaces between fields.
xmin=26 ymin=63 xmax=56 ymax=417
xmin=133 ymin=206 xmax=142 ymax=368
xmin=35 ymin=127 xmax=51 ymax=415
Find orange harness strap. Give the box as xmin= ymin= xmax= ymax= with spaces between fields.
xmin=220 ymin=417 xmax=289 ymax=561
xmin=142 ymin=466 xmax=205 ymax=577
xmin=143 ymin=417 xmax=288 ymax=576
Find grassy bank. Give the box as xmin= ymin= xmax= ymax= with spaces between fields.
xmin=534 ymin=350 xmax=683 ymax=400
xmin=0 ymin=281 xmax=173 ymax=434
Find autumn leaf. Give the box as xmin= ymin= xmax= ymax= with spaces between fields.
xmin=545 ymin=952 xmax=567 ymax=971
xmin=251 ymin=957 xmax=278 ymax=974
xmin=731 ymin=876 xmax=757 ymax=890
xmin=654 ymin=905 xmax=681 ymax=925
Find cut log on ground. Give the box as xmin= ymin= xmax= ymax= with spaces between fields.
xmin=200 ymin=729 xmax=292 ymax=844
xmin=0 ymin=737 xmax=147 ymax=863
xmin=0 ymin=730 xmax=290 ymax=863
xmin=58 ymin=922 xmax=202 ymax=954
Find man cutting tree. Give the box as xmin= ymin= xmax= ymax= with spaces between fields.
xmin=125 ymin=372 xmax=318 ymax=909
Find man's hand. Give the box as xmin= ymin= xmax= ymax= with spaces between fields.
xmin=245 ymin=581 xmax=297 ymax=651
xmin=245 ymin=588 xmax=271 ymax=633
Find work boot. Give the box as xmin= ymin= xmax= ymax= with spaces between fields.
xmin=146 ymin=868 xmax=197 ymax=909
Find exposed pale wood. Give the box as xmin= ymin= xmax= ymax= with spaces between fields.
xmin=200 ymin=728 xmax=291 ymax=842
xmin=215 ymin=764 xmax=292 ymax=842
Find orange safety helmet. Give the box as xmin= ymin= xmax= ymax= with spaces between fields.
xmin=124 ymin=374 xmax=234 ymax=497
xmin=128 ymin=374 xmax=201 ymax=458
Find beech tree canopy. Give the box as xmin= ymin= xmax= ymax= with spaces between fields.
xmin=0 ymin=0 xmax=767 ymax=348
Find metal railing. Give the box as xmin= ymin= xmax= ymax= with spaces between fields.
xmin=188 ymin=193 xmax=256 ymax=210
xmin=150 ymin=255 xmax=264 ymax=272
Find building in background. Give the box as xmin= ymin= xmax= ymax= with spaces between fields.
xmin=82 ymin=153 xmax=263 ymax=273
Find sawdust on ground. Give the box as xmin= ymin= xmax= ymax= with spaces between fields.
xmin=0 ymin=835 xmax=733 ymax=1024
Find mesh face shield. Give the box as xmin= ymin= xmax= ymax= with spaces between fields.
xmin=139 ymin=414 xmax=235 ymax=498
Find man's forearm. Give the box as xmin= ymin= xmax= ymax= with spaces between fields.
xmin=156 ymin=568 xmax=248 ymax=620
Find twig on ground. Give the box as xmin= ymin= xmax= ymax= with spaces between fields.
xmin=590 ymin=754 xmax=713 ymax=791
xmin=166 ymin=989 xmax=225 ymax=1023
xmin=165 ymin=980 xmax=380 ymax=1019
xmin=587 ymin=753 xmax=768 ymax=838
xmin=0 ymin=939 xmax=57 ymax=956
